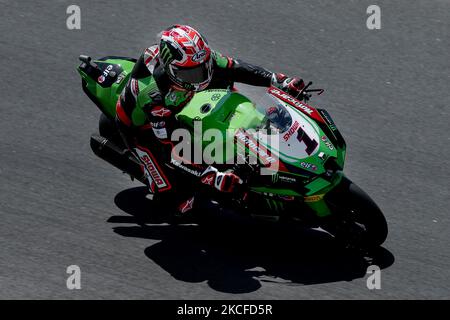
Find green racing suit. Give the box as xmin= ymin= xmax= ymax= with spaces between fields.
xmin=114 ymin=45 xmax=304 ymax=213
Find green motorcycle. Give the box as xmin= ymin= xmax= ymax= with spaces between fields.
xmin=77 ymin=55 xmax=388 ymax=251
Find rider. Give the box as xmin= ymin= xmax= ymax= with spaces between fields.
xmin=115 ymin=24 xmax=306 ymax=214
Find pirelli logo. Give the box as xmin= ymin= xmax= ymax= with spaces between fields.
xmin=304 ymin=194 xmax=325 ymax=203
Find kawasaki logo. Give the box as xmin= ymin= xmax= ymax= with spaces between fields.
xmin=170 ymin=158 xmax=202 ymax=177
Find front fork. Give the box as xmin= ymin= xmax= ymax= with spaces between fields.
xmin=303 ymin=171 xmax=344 ymax=218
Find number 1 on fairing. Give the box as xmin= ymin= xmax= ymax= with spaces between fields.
xmin=297 ymin=127 xmax=318 ymax=155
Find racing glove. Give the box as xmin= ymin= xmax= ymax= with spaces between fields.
xmin=200 ymin=166 xmax=243 ymax=193
xmin=271 ymin=73 xmax=305 ymax=97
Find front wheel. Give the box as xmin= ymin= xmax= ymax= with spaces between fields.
xmin=324 ymin=177 xmax=388 ymax=249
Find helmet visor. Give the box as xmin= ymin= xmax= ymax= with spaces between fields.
xmin=170 ymin=60 xmax=211 ymax=85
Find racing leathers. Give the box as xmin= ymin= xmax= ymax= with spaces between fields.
xmin=115 ymin=45 xmax=305 ymax=214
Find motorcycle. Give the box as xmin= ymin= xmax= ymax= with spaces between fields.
xmin=77 ymin=54 xmax=388 ymax=252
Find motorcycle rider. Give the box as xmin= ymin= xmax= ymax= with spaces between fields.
xmin=115 ymin=24 xmax=306 ymax=214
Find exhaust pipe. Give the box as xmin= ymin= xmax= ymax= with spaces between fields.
xmin=90 ymin=135 xmax=146 ymax=184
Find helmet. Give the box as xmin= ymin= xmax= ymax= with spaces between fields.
xmin=158 ymin=25 xmax=212 ymax=91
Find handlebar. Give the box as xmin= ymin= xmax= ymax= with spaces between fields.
xmin=295 ymin=81 xmax=324 ymax=102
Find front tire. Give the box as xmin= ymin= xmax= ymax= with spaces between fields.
xmin=325 ymin=177 xmax=388 ymax=249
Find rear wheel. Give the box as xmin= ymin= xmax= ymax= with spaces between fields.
xmin=324 ymin=177 xmax=388 ymax=249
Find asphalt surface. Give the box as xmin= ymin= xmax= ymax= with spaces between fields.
xmin=0 ymin=0 xmax=449 ymax=299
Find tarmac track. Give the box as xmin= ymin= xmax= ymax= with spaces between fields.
xmin=0 ymin=0 xmax=449 ymax=299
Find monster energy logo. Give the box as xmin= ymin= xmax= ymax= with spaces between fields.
xmin=271 ymin=174 xmax=279 ymax=183
xmin=160 ymin=42 xmax=173 ymax=64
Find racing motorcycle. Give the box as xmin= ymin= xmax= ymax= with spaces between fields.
xmin=76 ymin=55 xmax=388 ymax=251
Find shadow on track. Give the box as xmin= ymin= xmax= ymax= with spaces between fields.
xmin=109 ymin=187 xmax=394 ymax=294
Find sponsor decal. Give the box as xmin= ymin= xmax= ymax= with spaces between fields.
xmin=283 ymin=121 xmax=300 ymax=141
xmin=152 ymin=127 xmax=168 ymax=140
xmin=211 ymin=93 xmax=221 ymax=101
xmin=192 ymin=49 xmax=207 ymax=62
xmin=141 ymin=155 xmax=166 ymax=188
xmin=160 ymin=42 xmax=173 ymax=64
xmin=279 ymin=195 xmax=295 ymax=201
xmin=304 ymin=194 xmax=325 ymax=203
xmin=167 ymin=91 xmax=177 ymax=103
xmin=321 ymin=136 xmax=335 ymax=150
xmin=279 ymin=175 xmax=297 ymax=183
xmin=271 ymin=174 xmax=279 ymax=183
xmin=268 ymin=87 xmax=325 ymax=123
xmin=130 ymin=78 xmax=139 ymax=98
xmin=235 ymin=130 xmax=276 ymax=165
xmin=135 ymin=147 xmax=171 ymax=191
xmin=273 ymin=174 xmax=297 ymax=184
xmin=99 ymin=64 xmax=114 ymax=84
xmin=115 ymin=72 xmax=126 ymax=84
xmin=270 ymin=88 xmax=313 ymax=115
xmin=261 ymin=192 xmax=294 ymax=201
xmin=151 ymin=106 xmax=172 ymax=117
xmin=170 ymin=158 xmax=203 ymax=177
xmin=325 ymin=141 xmax=334 ymax=150
xmin=151 ymin=121 xmax=166 ymax=129
xmin=300 ymin=162 xmax=318 ymax=171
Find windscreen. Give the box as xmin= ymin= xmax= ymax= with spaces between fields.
xmin=254 ymin=93 xmax=293 ymax=134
